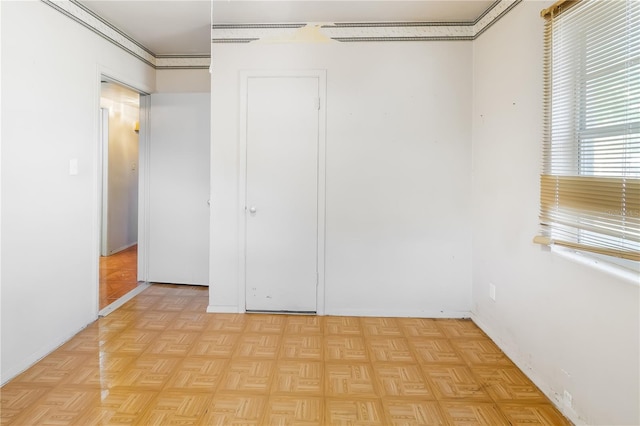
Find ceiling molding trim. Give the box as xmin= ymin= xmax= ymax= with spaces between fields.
xmin=473 ymin=0 xmax=502 ymax=24
xmin=332 ymin=36 xmax=473 ymax=42
xmin=473 ymin=0 xmax=523 ymax=38
xmin=43 ymin=0 xmax=520 ymax=57
xmin=42 ymin=0 xmax=156 ymax=67
xmin=211 ymin=26 xmax=312 ymax=43
xmin=322 ymin=24 xmax=473 ymax=41
xmin=210 ymin=0 xmax=520 ymax=43
xmin=211 ymin=22 xmax=473 ymax=43
xmin=70 ymin=0 xmax=155 ymax=56
xmin=213 ymin=23 xmax=306 ymax=29
xmin=212 ymin=38 xmax=259 ymax=44
xmin=41 ymin=0 xmax=211 ymax=70
xmin=156 ymin=56 xmax=212 ymax=70
xmin=322 ymin=21 xmax=473 ymax=28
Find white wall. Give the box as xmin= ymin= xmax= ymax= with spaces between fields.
xmin=103 ymin=105 xmax=139 ymax=254
xmin=210 ymin=41 xmax=473 ymax=316
xmin=138 ymin=70 xmax=210 ymax=284
xmin=156 ymin=69 xmax=210 ymax=93
xmin=0 ymin=0 xmax=4 ymax=382
xmin=0 ymin=1 xmax=155 ymax=384
xmin=471 ymin=2 xmax=640 ymax=425
xmin=147 ymin=93 xmax=210 ymax=286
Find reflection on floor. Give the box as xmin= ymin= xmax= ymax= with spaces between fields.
xmin=99 ymin=245 xmax=138 ymax=309
xmin=0 ymin=284 xmax=572 ymax=425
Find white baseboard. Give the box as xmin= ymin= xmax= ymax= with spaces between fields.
xmin=2 ymin=281 xmax=152 ymax=385
xmin=99 ymin=282 xmax=151 ymax=317
xmin=324 ymin=308 xmax=471 ymax=318
xmin=106 ymin=242 xmax=137 ymax=256
xmin=471 ymin=313 xmax=586 ymax=426
xmin=207 ymin=305 xmax=241 ymax=313
xmin=204 ymin=305 xmax=471 ymax=318
xmin=1 ymin=321 xmax=94 ymax=386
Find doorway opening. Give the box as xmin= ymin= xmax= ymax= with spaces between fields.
xmin=99 ymin=79 xmax=145 ymax=310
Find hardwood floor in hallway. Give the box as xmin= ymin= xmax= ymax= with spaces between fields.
xmin=99 ymin=245 xmax=139 ymax=309
xmin=0 ymin=284 xmax=572 ymax=425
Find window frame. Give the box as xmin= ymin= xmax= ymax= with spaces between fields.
xmin=536 ymin=0 xmax=640 ymax=270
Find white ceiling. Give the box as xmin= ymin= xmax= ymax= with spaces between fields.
xmin=79 ymin=0 xmax=496 ymax=56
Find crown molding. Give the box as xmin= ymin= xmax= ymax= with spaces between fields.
xmin=211 ymin=0 xmax=521 ymax=43
xmin=41 ymin=0 xmax=210 ymax=70
xmin=473 ymin=0 xmax=522 ymax=38
xmin=42 ymin=0 xmax=520 ymax=67
xmin=155 ymin=56 xmax=211 ymax=70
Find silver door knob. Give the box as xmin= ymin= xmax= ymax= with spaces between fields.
xmin=249 ymin=206 xmax=257 ymax=214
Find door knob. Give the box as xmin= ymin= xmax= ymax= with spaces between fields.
xmin=249 ymin=206 xmax=257 ymax=214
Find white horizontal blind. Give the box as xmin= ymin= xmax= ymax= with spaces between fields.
xmin=540 ymin=0 xmax=640 ymax=261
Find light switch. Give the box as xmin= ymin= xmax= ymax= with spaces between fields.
xmin=69 ymin=158 xmax=79 ymax=175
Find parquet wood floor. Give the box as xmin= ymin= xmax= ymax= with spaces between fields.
xmin=99 ymin=245 xmax=139 ymax=310
xmin=0 ymin=284 xmax=572 ymax=425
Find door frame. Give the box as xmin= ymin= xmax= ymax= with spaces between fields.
xmin=237 ymin=70 xmax=327 ymax=315
xmin=100 ymin=107 xmax=109 ymax=257
xmin=95 ymin=71 xmax=151 ymax=316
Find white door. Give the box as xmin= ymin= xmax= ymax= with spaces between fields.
xmin=147 ymin=93 xmax=210 ymax=285
xmin=245 ymin=76 xmax=321 ymax=312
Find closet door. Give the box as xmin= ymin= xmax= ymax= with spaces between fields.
xmin=244 ymin=76 xmax=320 ymax=312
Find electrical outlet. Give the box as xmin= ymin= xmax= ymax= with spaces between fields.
xmin=489 ymin=283 xmax=496 ymax=301
xmin=563 ymin=390 xmax=573 ymax=408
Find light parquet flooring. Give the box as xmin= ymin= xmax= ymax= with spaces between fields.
xmin=0 ymin=284 xmax=572 ymax=426
xmin=99 ymin=245 xmax=140 ymax=310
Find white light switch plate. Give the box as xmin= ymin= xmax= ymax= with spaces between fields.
xmin=69 ymin=158 xmax=79 ymax=175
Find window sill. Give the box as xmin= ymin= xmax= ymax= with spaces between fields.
xmin=549 ymin=245 xmax=640 ymax=286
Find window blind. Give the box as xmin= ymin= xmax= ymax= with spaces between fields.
xmin=538 ymin=0 xmax=640 ymax=262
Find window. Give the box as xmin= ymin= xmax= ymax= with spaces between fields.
xmin=536 ymin=0 xmax=640 ymax=264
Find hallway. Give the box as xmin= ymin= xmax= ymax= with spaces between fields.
xmin=99 ymin=245 xmax=138 ymax=309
